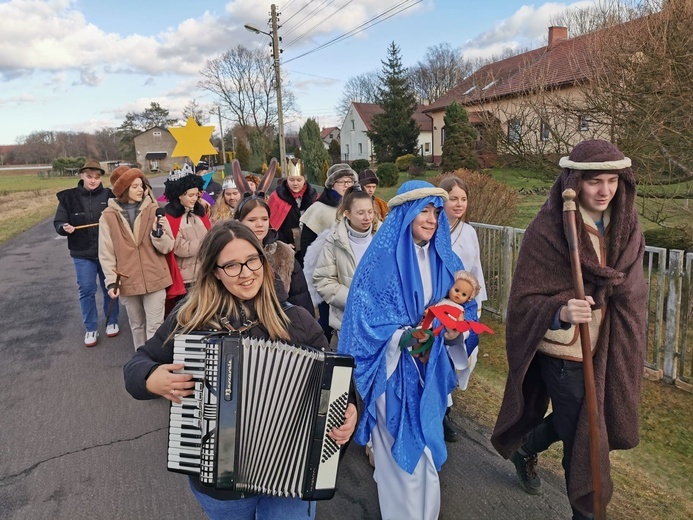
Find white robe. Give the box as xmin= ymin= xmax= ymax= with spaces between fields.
xmin=450 ymin=222 xmax=487 ymax=307
xmin=374 ymin=241 xmax=441 ymax=520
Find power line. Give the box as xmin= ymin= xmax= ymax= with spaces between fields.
xmin=280 ymin=0 xmax=298 ymax=12
xmin=284 ymin=0 xmax=355 ymax=49
xmin=285 ymin=69 xmax=344 ymax=82
xmin=281 ymin=0 xmax=315 ymax=26
xmin=282 ymin=0 xmax=338 ymax=38
xmin=283 ymin=0 xmax=422 ymax=65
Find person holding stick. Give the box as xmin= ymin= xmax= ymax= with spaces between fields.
xmin=491 ymin=140 xmax=647 ymax=520
xmin=54 ymin=160 xmax=122 ymax=347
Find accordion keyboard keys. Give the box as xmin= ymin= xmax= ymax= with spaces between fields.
xmin=167 ymin=332 xmax=354 ymax=500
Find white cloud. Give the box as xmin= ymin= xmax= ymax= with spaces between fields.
xmin=461 ymin=1 xmax=596 ymax=59
xmin=0 ymin=0 xmax=425 ymax=84
xmin=0 ymin=93 xmax=36 ymax=106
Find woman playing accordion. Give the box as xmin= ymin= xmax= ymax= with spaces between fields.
xmin=124 ymin=220 xmax=357 ymax=520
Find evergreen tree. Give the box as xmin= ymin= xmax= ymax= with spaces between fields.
xmin=440 ymin=101 xmax=479 ymax=172
xmin=328 ymin=139 xmax=341 ymax=164
xmin=234 ymin=139 xmax=250 ymax=170
xmin=248 ymin=130 xmax=269 ymax=173
xmin=299 ymin=118 xmax=330 ymax=184
xmin=367 ymin=42 xmax=420 ymax=162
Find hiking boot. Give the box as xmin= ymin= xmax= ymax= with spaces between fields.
xmin=511 ymin=450 xmax=541 ymax=495
xmin=106 ymin=323 xmax=120 ymax=337
xmin=84 ymin=331 xmax=99 ymax=347
xmin=443 ymin=413 xmax=459 ymax=443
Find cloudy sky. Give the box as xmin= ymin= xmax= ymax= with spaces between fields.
xmin=0 ymin=0 xmax=596 ymax=145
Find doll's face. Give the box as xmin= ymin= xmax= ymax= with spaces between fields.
xmin=449 ymin=279 xmax=474 ymax=304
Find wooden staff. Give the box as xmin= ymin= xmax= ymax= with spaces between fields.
xmin=562 ymin=189 xmax=605 ymax=520
xmin=105 ymin=271 xmax=129 ymax=325
xmin=73 ymin=223 xmax=100 ymax=230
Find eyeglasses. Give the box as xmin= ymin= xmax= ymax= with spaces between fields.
xmin=334 ymin=179 xmax=355 ymax=187
xmin=216 ymin=255 xmax=264 ymax=277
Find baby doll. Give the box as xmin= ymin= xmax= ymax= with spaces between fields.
xmin=400 ymin=271 xmax=490 ymax=355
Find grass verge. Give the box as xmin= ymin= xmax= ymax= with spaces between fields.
xmin=0 ymin=189 xmax=62 ymax=244
xmin=457 ymin=314 xmax=693 ymax=520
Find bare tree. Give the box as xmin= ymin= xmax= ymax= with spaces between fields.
xmin=93 ymin=128 xmax=121 ymax=161
xmin=182 ymin=99 xmax=211 ymax=125
xmin=335 ymin=70 xmax=380 ymax=117
xmin=198 ymin=45 xmax=297 ymax=136
xmin=408 ymin=43 xmax=475 ymax=104
xmin=550 ymin=0 xmax=661 ymax=37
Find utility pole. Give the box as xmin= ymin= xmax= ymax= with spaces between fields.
xmin=217 ymin=105 xmax=226 ymax=165
xmin=244 ymin=6 xmax=286 ymax=176
xmin=270 ymin=4 xmax=286 ymax=175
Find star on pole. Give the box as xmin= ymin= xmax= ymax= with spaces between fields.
xmin=169 ymin=117 xmax=218 ymax=165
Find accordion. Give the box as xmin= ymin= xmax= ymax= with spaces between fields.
xmin=167 ymin=332 xmax=354 ymax=500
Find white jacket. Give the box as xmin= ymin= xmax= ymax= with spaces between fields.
xmin=313 ymin=219 xmax=372 ymax=330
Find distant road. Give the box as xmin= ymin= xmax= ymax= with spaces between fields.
xmin=0 ymin=164 xmax=51 ymax=171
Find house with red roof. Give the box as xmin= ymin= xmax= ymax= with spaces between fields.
xmin=340 ymin=102 xmax=433 ymax=163
xmin=320 ymin=126 xmax=340 ymax=148
xmin=0 ymin=144 xmax=18 ymax=165
xmin=423 ymin=26 xmax=604 ymax=165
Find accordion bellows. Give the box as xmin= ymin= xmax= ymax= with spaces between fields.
xmin=167 ymin=332 xmax=354 ymax=500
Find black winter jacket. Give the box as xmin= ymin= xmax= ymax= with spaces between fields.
xmin=123 ymin=284 xmax=334 ymax=501
xmin=273 ymin=180 xmax=318 ymax=249
xmin=54 ymin=181 xmax=114 ymax=259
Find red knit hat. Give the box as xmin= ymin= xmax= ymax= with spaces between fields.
xmin=112 ymin=168 xmax=145 ymax=199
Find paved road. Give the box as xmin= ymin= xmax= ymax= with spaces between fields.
xmin=0 ymin=188 xmax=573 ymax=519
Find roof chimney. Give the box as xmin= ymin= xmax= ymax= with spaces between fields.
xmin=548 ymin=26 xmax=568 ymax=48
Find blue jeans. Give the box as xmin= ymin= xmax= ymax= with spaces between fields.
xmin=189 ymin=480 xmax=315 ymax=520
xmin=73 ymin=257 xmax=118 ymax=332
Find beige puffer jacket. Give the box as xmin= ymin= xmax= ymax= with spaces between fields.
xmin=313 ymin=219 xmax=372 ymax=330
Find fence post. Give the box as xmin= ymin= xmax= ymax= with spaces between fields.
xmin=664 ymin=250 xmax=684 ymax=383
xmin=500 ymin=226 xmax=514 ymax=320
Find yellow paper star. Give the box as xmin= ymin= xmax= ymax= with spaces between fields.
xmin=169 ymin=117 xmax=218 ymax=165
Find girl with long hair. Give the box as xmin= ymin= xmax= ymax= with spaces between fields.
xmin=313 ymin=185 xmax=377 ymax=351
xmin=124 ymin=220 xmax=357 ymax=520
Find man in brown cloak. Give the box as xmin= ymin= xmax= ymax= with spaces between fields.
xmin=491 ymin=140 xmax=647 ymax=519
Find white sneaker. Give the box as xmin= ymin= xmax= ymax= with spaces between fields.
xmin=84 ymin=331 xmax=99 ymax=347
xmin=106 ymin=323 xmax=120 ymax=337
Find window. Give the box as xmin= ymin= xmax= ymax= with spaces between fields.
xmin=579 ymin=115 xmax=590 ymax=132
xmin=351 ymin=120 xmax=355 ymax=130
xmin=508 ymin=119 xmax=521 ymax=142
xmin=441 ymin=127 xmax=446 ymax=144
xmin=358 ymin=143 xmax=363 ymax=154
xmin=462 ymin=85 xmax=476 ymax=95
xmin=346 ymin=144 xmax=350 ymax=154
xmin=482 ymin=80 xmax=496 ymax=91
xmin=540 ymin=121 xmax=550 ymax=142
xmin=424 ymin=142 xmax=430 ymax=152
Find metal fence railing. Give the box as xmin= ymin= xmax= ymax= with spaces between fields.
xmin=470 ymin=222 xmax=692 ymax=391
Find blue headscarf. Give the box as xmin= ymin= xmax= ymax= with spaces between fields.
xmin=339 ymin=180 xmax=472 ymax=473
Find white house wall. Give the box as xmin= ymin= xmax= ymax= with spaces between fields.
xmin=340 ymin=105 xmax=372 ymax=162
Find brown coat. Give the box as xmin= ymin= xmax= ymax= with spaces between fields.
xmin=373 ymin=196 xmax=389 ymax=221
xmin=99 ymin=197 xmax=174 ymax=296
xmin=491 ymin=165 xmax=647 ymax=516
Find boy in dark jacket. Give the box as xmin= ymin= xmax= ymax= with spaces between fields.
xmin=54 ymin=160 xmax=120 ymax=347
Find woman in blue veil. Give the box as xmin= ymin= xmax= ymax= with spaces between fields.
xmin=339 ymin=180 xmax=477 ymax=520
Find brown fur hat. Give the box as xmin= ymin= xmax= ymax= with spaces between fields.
xmin=112 ymin=168 xmax=145 ymax=199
